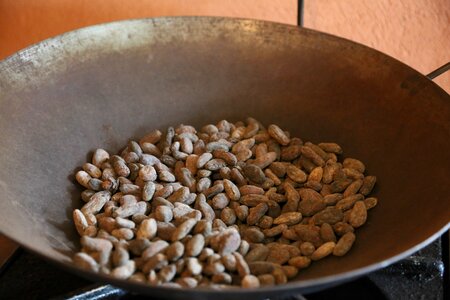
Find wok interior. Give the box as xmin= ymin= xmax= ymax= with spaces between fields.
xmin=0 ymin=18 xmax=449 ymax=291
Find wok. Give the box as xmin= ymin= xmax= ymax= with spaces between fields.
xmin=0 ymin=17 xmax=449 ymax=299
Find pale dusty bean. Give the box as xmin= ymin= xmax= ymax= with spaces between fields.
xmin=111 ymin=228 xmax=134 ymax=240
xmin=159 ymin=264 xmax=177 ymax=282
xmin=212 ymin=219 xmax=227 ymax=231
xmin=198 ymin=247 xmax=214 ymax=262
xmin=172 ymin=202 xmax=194 ymax=220
xmin=203 ymin=261 xmax=225 ymax=276
xmin=166 ymin=241 xmax=185 ymax=261
xmin=83 ymin=163 xmax=102 ymax=178
xmin=154 ymin=185 xmax=173 ymax=198
xmin=73 ymin=209 xmax=88 ymax=236
xmin=148 ymin=269 xmax=160 ymax=286
xmin=159 ymin=170 xmax=176 ymax=182
xmin=185 ymin=234 xmax=205 ymax=257
xmin=239 ymin=240 xmax=250 ymax=256
xmin=186 ymin=258 xmax=202 ymax=275
xmin=142 ymin=253 xmax=168 ymax=273
xmin=196 ymin=177 xmax=211 ymax=192
xmin=221 ymin=207 xmax=237 ymax=225
xmin=211 ymin=193 xmax=229 ymax=209
xmin=176 ymin=277 xmax=198 ymax=288
xmin=113 ymin=218 xmax=134 ymax=230
xmin=204 ymin=158 xmax=227 ymax=171
xmin=98 ymin=217 xmax=116 ymax=233
xmin=120 ymin=183 xmax=141 ymax=195
xmin=217 ymin=228 xmax=241 ymax=255
xmin=155 ymin=205 xmax=173 ymax=222
xmin=139 ymin=165 xmax=157 ymax=182
xmin=221 ymin=254 xmax=237 ymax=272
xmin=141 ymin=142 xmax=162 ymax=157
xmin=193 ymin=194 xmax=212 ymax=219
xmin=204 ymin=183 xmax=224 ymax=199
xmin=129 ymin=239 xmax=151 ymax=256
xmin=73 ymin=252 xmax=99 ymax=272
xmin=234 ymin=205 xmax=249 ymax=222
xmin=167 ymin=186 xmax=190 ymax=203
xmin=241 ymin=275 xmax=260 ymax=288
xmin=81 ymin=191 xmax=111 ymax=215
xmin=232 ymin=138 xmax=255 ymax=153
xmin=140 ymin=129 xmax=162 ymax=145
xmin=136 ymin=218 xmax=157 ymax=240
xmin=112 ymin=247 xmax=130 ymax=267
xmin=140 ymin=154 xmax=160 ymax=166
xmin=234 ymin=252 xmax=250 ymax=277
xmin=92 ymin=149 xmax=110 ymax=168
xmin=311 ymin=242 xmax=336 ymax=261
xmin=80 ymin=236 xmax=113 ymax=253
xmin=171 ymin=218 xmax=197 ymax=241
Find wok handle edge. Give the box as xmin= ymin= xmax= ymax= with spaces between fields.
xmin=426 ymin=62 xmax=450 ymax=80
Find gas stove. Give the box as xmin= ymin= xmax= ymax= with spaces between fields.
xmin=0 ymin=232 xmax=447 ymax=300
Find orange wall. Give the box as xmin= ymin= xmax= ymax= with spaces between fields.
xmin=304 ymin=0 xmax=450 ymax=93
xmin=0 ymin=0 xmax=297 ymax=59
